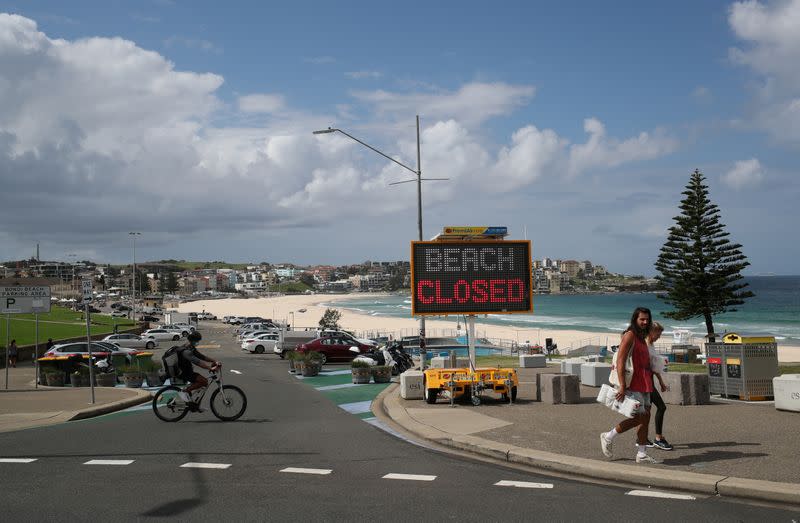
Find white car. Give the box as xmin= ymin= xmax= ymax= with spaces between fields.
xmin=102 ymin=333 xmax=159 ymax=350
xmin=110 ymin=310 xmax=128 ymax=318
xmin=241 ymin=333 xmax=280 ymax=354
xmin=197 ymin=312 xmax=217 ymax=320
xmin=237 ymin=329 xmax=279 ymax=342
xmin=142 ymin=328 xmax=185 ymax=342
xmin=158 ymin=324 xmax=194 ymax=337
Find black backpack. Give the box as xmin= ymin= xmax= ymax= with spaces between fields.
xmin=162 ymin=346 xmax=186 ymax=381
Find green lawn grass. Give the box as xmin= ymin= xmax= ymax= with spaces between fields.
xmin=0 ymin=305 xmax=135 ymax=348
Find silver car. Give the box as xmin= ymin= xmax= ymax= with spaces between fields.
xmin=103 ymin=333 xmax=159 ymax=350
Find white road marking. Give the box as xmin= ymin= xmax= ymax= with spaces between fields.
xmin=625 ymin=490 xmax=696 ymax=500
xmin=316 ymin=383 xmax=363 ymax=391
xmin=280 ymin=467 xmax=332 ymax=475
xmin=319 ymin=370 xmax=352 ymax=376
xmin=383 ymin=473 xmax=436 ymax=481
xmin=495 ymin=480 xmax=554 ymax=489
xmin=229 ymin=370 xmax=242 ymax=375
xmin=180 ymin=462 xmax=231 ymax=469
xmin=0 ymin=458 xmax=37 ymax=463
xmin=338 ymin=400 xmax=372 ymax=415
xmin=84 ymin=459 xmax=134 ymax=466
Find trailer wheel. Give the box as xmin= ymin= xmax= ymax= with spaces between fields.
xmin=424 ymin=387 xmax=439 ymax=404
xmin=471 ymin=395 xmax=481 ymax=406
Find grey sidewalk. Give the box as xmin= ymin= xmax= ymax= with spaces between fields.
xmin=375 ymin=366 xmax=800 ymax=506
xmin=0 ymin=363 xmax=151 ymax=433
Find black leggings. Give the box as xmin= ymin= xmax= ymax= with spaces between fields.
xmin=650 ymin=388 xmax=666 ymax=435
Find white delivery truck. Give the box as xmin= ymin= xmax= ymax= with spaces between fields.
xmin=275 ymin=329 xmax=321 ymax=358
xmin=164 ymin=311 xmax=198 ymax=327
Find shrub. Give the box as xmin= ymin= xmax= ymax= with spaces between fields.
xmin=351 ymin=359 xmax=371 ymax=369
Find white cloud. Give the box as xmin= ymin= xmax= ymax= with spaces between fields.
xmin=729 ymin=0 xmax=800 ymax=144
xmin=722 ymin=158 xmax=765 ymax=189
xmin=568 ymin=118 xmax=678 ymax=176
xmin=345 ymin=70 xmax=382 ymax=79
xmin=691 ymin=85 xmax=712 ymax=101
xmin=351 ymin=82 xmax=536 ymax=127
xmin=490 ymin=125 xmax=566 ymax=189
xmin=238 ymin=94 xmax=286 ymax=113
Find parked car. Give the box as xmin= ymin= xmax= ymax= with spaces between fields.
xmin=139 ymin=315 xmax=160 ymax=322
xmin=142 ymin=328 xmax=185 ymax=342
xmin=110 ymin=311 xmax=128 ymax=318
xmin=241 ymin=333 xmax=280 ymax=354
xmin=103 ymin=333 xmax=159 ymax=350
xmin=237 ymin=329 xmax=279 ymax=342
xmin=320 ymin=329 xmax=377 ymax=347
xmin=44 ymin=342 xmax=140 ymax=361
xmin=159 ymin=323 xmax=195 ymax=336
xmin=197 ymin=312 xmax=217 ymax=320
xmin=295 ymin=336 xmax=373 ymax=364
xmin=228 ymin=316 xmax=246 ymax=325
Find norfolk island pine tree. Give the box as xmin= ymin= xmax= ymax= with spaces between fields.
xmin=654 ymin=169 xmax=754 ymax=342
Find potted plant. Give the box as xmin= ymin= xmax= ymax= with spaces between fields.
xmin=44 ymin=369 xmax=65 ymax=387
xmin=119 ymin=365 xmax=145 ymax=388
xmin=371 ymin=365 xmax=392 ymax=383
xmin=351 ymin=359 xmax=372 ymax=384
xmin=287 ymin=350 xmax=301 ymax=373
xmin=95 ymin=369 xmax=118 ymax=387
xmin=300 ymin=351 xmax=323 ymax=377
xmin=138 ymin=358 xmax=163 ymax=387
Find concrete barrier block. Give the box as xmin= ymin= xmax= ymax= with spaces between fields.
xmin=429 ymin=356 xmax=470 ymax=369
xmin=580 ymin=362 xmax=612 ymax=387
xmin=400 ymin=370 xmax=424 ymax=400
xmin=519 ymin=354 xmax=547 ymax=368
xmin=560 ymin=360 xmax=583 ymax=378
xmin=540 ymin=373 xmax=580 ymax=404
xmin=661 ymin=372 xmax=710 ymax=405
xmin=774 ymin=374 xmax=800 ymax=412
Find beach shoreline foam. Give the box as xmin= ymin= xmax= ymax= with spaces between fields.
xmin=179 ymin=293 xmax=800 ymax=363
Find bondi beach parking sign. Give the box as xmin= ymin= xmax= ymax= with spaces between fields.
xmin=410 ymin=240 xmax=532 ymax=316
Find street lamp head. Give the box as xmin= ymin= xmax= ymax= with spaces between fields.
xmin=312 ymin=128 xmax=337 ymax=135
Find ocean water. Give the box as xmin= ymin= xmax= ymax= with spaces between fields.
xmin=326 ymin=276 xmax=800 ymax=343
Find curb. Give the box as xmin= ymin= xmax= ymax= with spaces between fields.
xmin=375 ymin=384 xmax=800 ymax=507
xmin=69 ymin=389 xmax=151 ymax=421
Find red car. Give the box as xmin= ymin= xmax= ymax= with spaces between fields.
xmin=295 ymin=336 xmax=373 ymax=364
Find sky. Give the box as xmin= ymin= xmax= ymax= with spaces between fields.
xmin=0 ymin=1 xmax=798 ymax=275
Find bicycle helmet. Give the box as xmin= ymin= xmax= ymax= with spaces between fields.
xmin=186 ymin=331 xmax=202 ymax=344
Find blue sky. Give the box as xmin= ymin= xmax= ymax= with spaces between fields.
xmin=0 ymin=1 xmax=798 ymax=275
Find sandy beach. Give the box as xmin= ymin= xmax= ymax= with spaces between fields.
xmin=179 ymin=293 xmax=800 ymax=362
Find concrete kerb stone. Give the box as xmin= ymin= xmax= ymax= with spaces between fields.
xmin=716 ymin=477 xmax=800 ymax=506
xmin=376 ymin=384 xmax=800 ymax=506
xmin=69 ymin=389 xmax=151 ymax=421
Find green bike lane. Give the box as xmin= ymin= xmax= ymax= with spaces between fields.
xmin=293 ymin=369 xmax=391 ymax=420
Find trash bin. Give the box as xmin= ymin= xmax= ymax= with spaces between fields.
xmin=706 ymin=333 xmax=778 ymax=400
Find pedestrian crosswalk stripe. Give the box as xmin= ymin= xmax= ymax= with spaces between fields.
xmin=625 ymin=490 xmax=695 ymax=500
xmin=383 ymin=473 xmax=436 ymax=481
xmin=495 ymin=480 xmax=553 ymax=489
xmin=0 ymin=458 xmax=36 ymax=463
xmin=180 ymin=462 xmax=231 ymax=469
xmin=280 ymin=467 xmax=332 ymax=475
xmin=84 ymin=459 xmax=134 ymax=466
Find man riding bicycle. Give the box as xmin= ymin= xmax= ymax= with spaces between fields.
xmin=177 ymin=331 xmax=221 ymax=411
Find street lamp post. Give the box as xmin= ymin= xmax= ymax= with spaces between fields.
xmin=129 ymin=232 xmax=141 ymax=322
xmin=289 ymin=311 xmax=295 ymax=329
xmin=314 ymin=116 xmax=447 ymax=369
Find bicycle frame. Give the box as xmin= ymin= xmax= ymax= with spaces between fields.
xmin=189 ymin=370 xmax=225 ymax=406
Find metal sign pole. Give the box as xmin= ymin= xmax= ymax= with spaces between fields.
xmin=4 ymin=314 xmax=9 ymax=389
xmin=468 ymin=315 xmax=476 ymax=373
xmin=82 ymin=279 xmax=96 ymax=403
xmin=35 ymin=314 xmax=39 ymax=389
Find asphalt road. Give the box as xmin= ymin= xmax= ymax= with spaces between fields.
xmin=0 ymin=324 xmax=797 ymax=521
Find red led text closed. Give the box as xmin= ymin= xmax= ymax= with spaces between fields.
xmin=416 ymin=278 xmax=526 ymax=305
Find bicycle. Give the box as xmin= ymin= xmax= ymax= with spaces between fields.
xmin=152 ymin=369 xmax=247 ymax=422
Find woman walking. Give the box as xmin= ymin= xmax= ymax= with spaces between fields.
xmin=647 ymin=322 xmax=673 ymax=450
xmin=600 ymin=307 xmax=661 ymax=464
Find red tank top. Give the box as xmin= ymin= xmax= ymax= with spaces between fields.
xmin=627 ymin=336 xmax=653 ymax=393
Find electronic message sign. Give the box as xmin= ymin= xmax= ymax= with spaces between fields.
xmin=411 ymin=240 xmax=532 ymax=316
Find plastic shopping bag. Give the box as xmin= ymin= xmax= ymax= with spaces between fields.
xmin=597 ymin=384 xmax=640 ymax=418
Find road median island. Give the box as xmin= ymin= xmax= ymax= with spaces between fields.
xmin=69 ymin=388 xmax=151 ymax=421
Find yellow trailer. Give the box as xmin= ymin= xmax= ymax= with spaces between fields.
xmin=423 ymin=367 xmax=519 ymax=405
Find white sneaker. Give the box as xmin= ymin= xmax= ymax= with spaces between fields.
xmin=635 ymin=454 xmax=662 ymax=464
xmin=600 ymin=433 xmax=613 ymax=458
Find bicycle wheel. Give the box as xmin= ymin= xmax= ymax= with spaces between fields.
xmin=152 ymin=386 xmax=189 ymax=422
xmin=209 ymin=385 xmax=247 ymax=421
